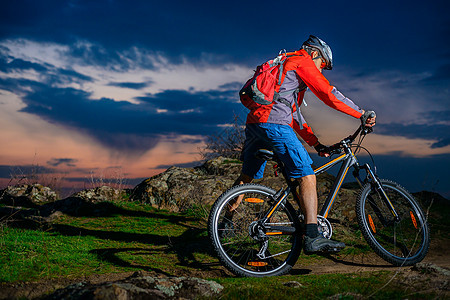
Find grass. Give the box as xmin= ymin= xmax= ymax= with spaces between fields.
xmin=0 ymin=201 xmax=210 ymax=282
xmin=213 ymin=272 xmax=430 ymax=300
xmin=1 ymin=227 xmax=106 ymax=281
xmin=0 ymin=199 xmax=446 ymax=299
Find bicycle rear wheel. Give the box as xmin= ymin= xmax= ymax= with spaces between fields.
xmin=356 ymin=179 xmax=430 ymax=266
xmin=208 ymin=183 xmax=302 ymax=277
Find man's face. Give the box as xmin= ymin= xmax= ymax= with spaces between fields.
xmin=312 ymin=51 xmax=325 ymax=73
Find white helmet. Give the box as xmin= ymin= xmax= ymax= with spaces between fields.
xmin=302 ymin=35 xmax=333 ymax=70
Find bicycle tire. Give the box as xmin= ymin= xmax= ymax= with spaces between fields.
xmin=356 ymin=179 xmax=430 ymax=266
xmin=208 ymin=183 xmax=302 ymax=277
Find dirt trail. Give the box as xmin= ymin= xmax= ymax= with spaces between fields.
xmin=293 ymin=250 xmax=450 ymax=275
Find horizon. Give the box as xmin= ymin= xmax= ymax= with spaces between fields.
xmin=1 ymin=0 xmax=449 ymax=198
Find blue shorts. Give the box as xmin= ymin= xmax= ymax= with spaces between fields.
xmin=241 ymin=123 xmax=314 ymax=179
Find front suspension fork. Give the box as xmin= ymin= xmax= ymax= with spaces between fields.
xmin=357 ymin=164 xmax=400 ymax=222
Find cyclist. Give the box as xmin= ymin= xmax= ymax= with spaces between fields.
xmin=226 ymin=35 xmax=376 ymax=253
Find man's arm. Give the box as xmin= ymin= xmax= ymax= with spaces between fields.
xmin=293 ymin=120 xmax=318 ymax=147
xmin=295 ymin=58 xmax=364 ymax=119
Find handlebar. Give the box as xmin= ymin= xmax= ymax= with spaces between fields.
xmin=327 ymin=125 xmax=373 ymax=155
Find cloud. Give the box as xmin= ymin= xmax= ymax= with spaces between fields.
xmin=0 ymin=39 xmax=252 ymax=99
xmin=376 ymin=122 xmax=450 ymax=148
xmin=1 ymin=37 xmax=449 ymax=160
xmin=0 ymin=57 xmax=48 ymax=73
xmin=0 ymin=39 xmax=252 ymax=156
xmin=0 ymin=45 xmax=94 ymax=89
xmin=108 ymin=81 xmax=152 ymax=90
xmin=1 ymin=75 xmax=242 ymax=154
xmin=425 ymin=63 xmax=450 ymax=81
xmin=47 ymin=158 xmax=78 ymax=167
xmin=0 ymin=164 xmax=55 ymax=179
xmin=324 ymin=68 xmax=449 ymax=123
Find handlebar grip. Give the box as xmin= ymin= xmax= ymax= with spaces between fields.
xmin=328 ymin=143 xmax=342 ymax=155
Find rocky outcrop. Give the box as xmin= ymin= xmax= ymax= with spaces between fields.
xmin=0 ymin=184 xmax=58 ymax=207
xmin=41 ymin=273 xmax=223 ymax=300
xmin=0 ymin=185 xmax=128 ymax=221
xmin=4 ymin=156 xmax=435 ymax=224
xmin=130 ymin=157 xmax=243 ymax=211
xmin=127 ymin=156 xmax=365 ymax=223
xmin=72 ymin=186 xmax=128 ymax=203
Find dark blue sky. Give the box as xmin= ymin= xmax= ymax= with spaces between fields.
xmin=0 ymin=0 xmax=449 ymax=197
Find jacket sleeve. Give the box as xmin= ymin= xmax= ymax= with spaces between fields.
xmin=293 ymin=120 xmax=318 ymax=147
xmin=295 ymin=58 xmax=364 ymax=119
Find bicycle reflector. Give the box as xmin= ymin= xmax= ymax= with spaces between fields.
xmin=368 ymin=214 xmax=376 ymax=233
xmin=410 ymin=211 xmax=418 ymax=229
xmin=266 ymin=231 xmax=283 ymax=235
xmin=248 ymin=261 xmax=268 ymax=267
xmin=245 ymin=198 xmax=264 ymax=203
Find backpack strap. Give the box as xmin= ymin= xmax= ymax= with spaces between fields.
xmin=293 ymin=96 xmax=303 ymax=130
xmin=276 ymin=52 xmax=304 ymax=129
xmin=276 ymin=51 xmax=303 ymax=88
xmin=274 ymin=88 xmax=304 ymax=130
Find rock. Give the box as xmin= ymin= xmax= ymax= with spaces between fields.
xmin=200 ymin=156 xmax=242 ymax=176
xmin=0 ymin=184 xmax=58 ymax=207
xmin=413 ymin=263 xmax=450 ymax=277
xmin=328 ymin=293 xmax=363 ymax=299
xmin=130 ymin=157 xmax=242 ymax=211
xmin=127 ymin=155 xmax=369 ymax=219
xmin=71 ymin=186 xmax=126 ymax=203
xmin=282 ymin=281 xmax=304 ymax=288
xmin=41 ymin=274 xmax=224 ymax=300
xmin=35 ymin=186 xmax=126 ymax=218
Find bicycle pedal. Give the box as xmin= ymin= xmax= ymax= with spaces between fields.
xmin=324 ymin=246 xmax=343 ymax=253
xmin=304 ymin=246 xmax=343 ymax=255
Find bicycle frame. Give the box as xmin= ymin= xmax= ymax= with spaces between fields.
xmin=315 ymin=143 xmax=400 ymax=221
xmin=262 ymin=132 xmax=400 ymax=227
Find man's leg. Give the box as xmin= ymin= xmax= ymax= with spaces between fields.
xmin=297 ymin=174 xmax=345 ymax=253
xmin=225 ymin=173 xmax=253 ymax=217
xmin=296 ymin=174 xmax=321 ymax=238
xmin=219 ymin=173 xmax=253 ymax=237
xmin=297 ymin=174 xmax=318 ymax=224
xmin=233 ymin=173 xmax=253 ymax=187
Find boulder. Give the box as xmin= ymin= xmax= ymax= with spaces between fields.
xmin=0 ymin=184 xmax=58 ymax=207
xmin=128 ymin=156 xmax=359 ymax=219
xmin=72 ymin=186 xmax=127 ymax=203
xmin=130 ymin=157 xmax=242 ymax=211
xmin=42 ymin=273 xmax=224 ymax=300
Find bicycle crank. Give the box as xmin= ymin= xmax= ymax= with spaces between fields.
xmin=317 ymin=215 xmax=332 ymax=239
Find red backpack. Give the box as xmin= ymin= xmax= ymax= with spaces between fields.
xmin=239 ymin=50 xmax=300 ymax=109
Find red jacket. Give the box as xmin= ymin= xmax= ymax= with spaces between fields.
xmin=245 ymin=49 xmax=363 ymax=146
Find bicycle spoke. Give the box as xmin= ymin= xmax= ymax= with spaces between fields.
xmin=209 ymin=184 xmax=301 ymax=276
xmin=357 ymin=180 xmax=430 ymax=266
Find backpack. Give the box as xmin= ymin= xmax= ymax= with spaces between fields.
xmin=239 ymin=50 xmax=299 ymax=109
xmin=239 ymin=50 xmax=304 ymax=128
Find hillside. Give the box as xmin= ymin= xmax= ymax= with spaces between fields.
xmin=0 ymin=157 xmax=449 ymax=299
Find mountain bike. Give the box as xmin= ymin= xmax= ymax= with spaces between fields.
xmin=207 ymin=125 xmax=430 ymax=277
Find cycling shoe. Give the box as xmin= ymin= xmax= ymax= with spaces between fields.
xmin=304 ymin=235 xmax=345 ymax=254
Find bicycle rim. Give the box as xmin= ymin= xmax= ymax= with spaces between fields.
xmin=357 ymin=180 xmax=430 ymax=266
xmin=209 ymin=184 xmax=301 ymax=277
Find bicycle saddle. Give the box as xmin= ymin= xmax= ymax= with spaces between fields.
xmin=255 ymin=149 xmax=275 ymax=161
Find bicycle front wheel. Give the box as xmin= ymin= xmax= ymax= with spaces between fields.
xmin=356 ymin=179 xmax=430 ymax=266
xmin=208 ymin=183 xmax=302 ymax=277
